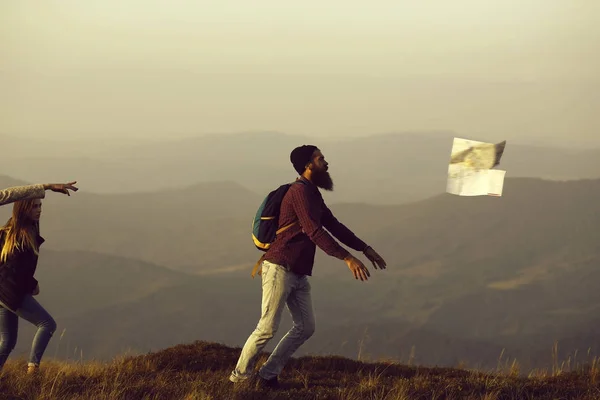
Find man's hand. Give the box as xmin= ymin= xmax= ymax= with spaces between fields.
xmin=32 ymin=283 xmax=40 ymax=296
xmin=363 ymin=246 xmax=387 ymax=270
xmin=344 ymin=255 xmax=370 ymax=281
xmin=44 ymin=181 xmax=78 ymax=196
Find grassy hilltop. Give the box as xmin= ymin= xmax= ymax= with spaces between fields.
xmin=1 ymin=341 xmax=600 ymax=400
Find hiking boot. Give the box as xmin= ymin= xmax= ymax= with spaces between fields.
xmin=256 ymin=375 xmax=280 ymax=390
xmin=229 ymin=369 xmax=257 ymax=384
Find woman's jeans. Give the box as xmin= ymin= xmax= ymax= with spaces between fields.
xmin=0 ymin=295 xmax=57 ymax=369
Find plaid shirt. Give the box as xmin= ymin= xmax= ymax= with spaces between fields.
xmin=265 ymin=177 xmax=367 ymax=276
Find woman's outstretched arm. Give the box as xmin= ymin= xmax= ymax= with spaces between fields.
xmin=0 ymin=181 xmax=78 ymax=206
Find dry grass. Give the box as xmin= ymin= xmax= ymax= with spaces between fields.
xmin=1 ymin=341 xmax=600 ymax=399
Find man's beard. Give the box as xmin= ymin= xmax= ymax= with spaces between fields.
xmin=312 ymin=169 xmax=334 ymax=191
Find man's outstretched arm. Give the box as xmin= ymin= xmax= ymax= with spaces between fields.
xmin=290 ymin=186 xmax=351 ymax=260
xmin=321 ymin=205 xmax=368 ymax=252
xmin=290 ymin=186 xmax=377 ymax=280
xmin=322 ymin=205 xmax=387 ymax=270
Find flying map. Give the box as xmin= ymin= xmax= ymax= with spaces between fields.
xmin=446 ymin=137 xmax=507 ymax=196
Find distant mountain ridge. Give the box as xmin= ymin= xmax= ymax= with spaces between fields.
xmin=2 ymin=132 xmax=599 ymax=204
xmin=4 ymin=176 xmax=600 ymax=371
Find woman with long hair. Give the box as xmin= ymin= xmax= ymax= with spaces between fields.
xmin=0 ymin=181 xmax=78 ymax=206
xmin=0 ymin=197 xmax=59 ymax=374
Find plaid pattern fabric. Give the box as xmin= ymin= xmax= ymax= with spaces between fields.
xmin=265 ymin=177 xmax=367 ymax=276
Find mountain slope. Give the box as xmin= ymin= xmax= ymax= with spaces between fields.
xmin=34 ymin=249 xmax=190 ymax=318
xmin=0 ymin=175 xmax=261 ymax=271
xmin=4 ymin=177 xmax=600 ymax=370
xmin=2 ymin=341 xmax=599 ymax=400
xmin=2 ymin=132 xmax=599 ymax=204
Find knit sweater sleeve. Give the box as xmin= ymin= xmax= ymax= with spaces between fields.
xmin=0 ymin=185 xmax=45 ymax=206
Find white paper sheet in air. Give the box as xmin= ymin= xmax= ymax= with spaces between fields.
xmin=446 ymin=137 xmax=507 ymax=196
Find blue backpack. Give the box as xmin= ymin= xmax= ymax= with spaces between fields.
xmin=250 ymin=180 xmax=305 ymax=277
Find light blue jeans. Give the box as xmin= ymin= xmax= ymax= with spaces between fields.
xmin=0 ymin=295 xmax=57 ymax=369
xmin=230 ymin=260 xmax=315 ymax=381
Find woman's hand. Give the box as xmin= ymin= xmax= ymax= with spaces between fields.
xmin=43 ymin=181 xmax=78 ymax=196
xmin=32 ymin=283 xmax=40 ymax=296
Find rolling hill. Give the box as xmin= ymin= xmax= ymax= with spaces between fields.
xmin=2 ymin=132 xmax=599 ymax=204
xmin=2 ymin=174 xmax=599 ymax=275
xmin=3 ymin=341 xmax=599 ymax=400
xmin=3 ymin=176 xmax=600 ymax=370
xmin=0 ymin=175 xmax=261 ymax=272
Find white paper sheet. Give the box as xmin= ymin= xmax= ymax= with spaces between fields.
xmin=447 ymin=137 xmax=507 ymax=196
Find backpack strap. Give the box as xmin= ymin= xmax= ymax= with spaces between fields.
xmin=250 ymin=179 xmax=307 ymax=278
xmin=251 ymin=254 xmax=267 ymax=278
xmin=250 ymin=222 xmax=298 ymax=278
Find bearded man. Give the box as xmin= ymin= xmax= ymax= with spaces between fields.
xmin=229 ymin=145 xmax=387 ymax=389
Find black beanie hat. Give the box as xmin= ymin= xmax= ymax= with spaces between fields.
xmin=290 ymin=145 xmax=318 ymax=175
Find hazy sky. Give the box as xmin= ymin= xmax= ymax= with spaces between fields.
xmin=1 ymin=1 xmax=598 ymax=144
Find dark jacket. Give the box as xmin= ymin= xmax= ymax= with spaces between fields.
xmin=0 ymin=230 xmax=44 ymax=311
